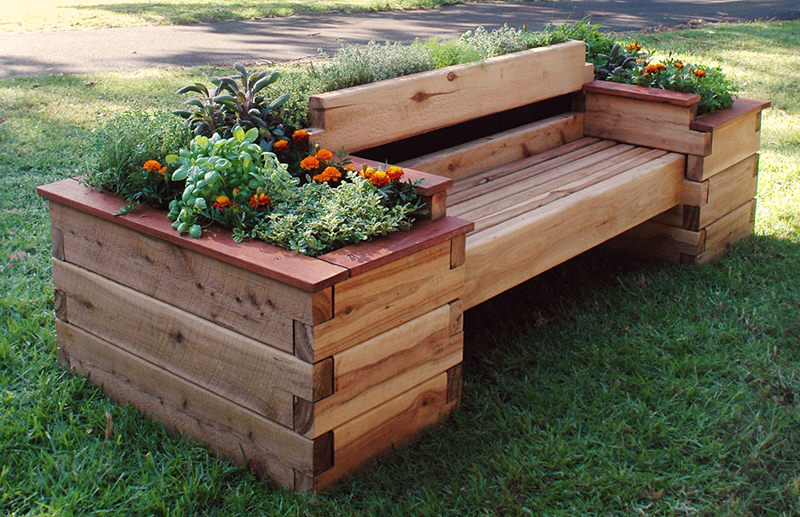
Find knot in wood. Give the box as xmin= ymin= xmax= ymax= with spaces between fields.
xmin=447 ymin=72 xmax=457 ymax=82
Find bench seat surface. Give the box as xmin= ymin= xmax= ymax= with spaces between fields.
xmin=453 ymin=138 xmax=687 ymax=309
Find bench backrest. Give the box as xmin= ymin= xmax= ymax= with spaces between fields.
xmin=308 ymin=40 xmax=594 ymax=155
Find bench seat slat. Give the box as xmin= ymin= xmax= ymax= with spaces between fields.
xmin=464 ymin=148 xmax=671 ymax=234
xmin=448 ymin=137 xmax=606 ymax=199
xmin=449 ymin=142 xmax=638 ymax=218
xmin=460 ymin=151 xmax=686 ymax=309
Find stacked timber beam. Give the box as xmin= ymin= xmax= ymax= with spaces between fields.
xmin=583 ymin=81 xmax=770 ymax=263
xmin=38 ymin=173 xmax=472 ymax=491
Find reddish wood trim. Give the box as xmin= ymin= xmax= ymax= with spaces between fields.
xmin=689 ymin=97 xmax=771 ymax=132
xmin=37 ymin=178 xmax=350 ymax=292
xmin=582 ymin=80 xmax=701 ymax=107
xmin=349 ymin=156 xmax=454 ymax=197
xmin=317 ymin=216 xmax=474 ymax=277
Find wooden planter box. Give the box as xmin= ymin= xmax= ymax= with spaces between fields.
xmin=582 ymin=81 xmax=770 ymax=263
xmin=38 ymin=40 xmax=769 ymax=491
xmin=38 ymin=169 xmax=472 ymax=491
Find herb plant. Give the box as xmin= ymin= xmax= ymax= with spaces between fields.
xmin=174 ymin=62 xmax=291 ymax=150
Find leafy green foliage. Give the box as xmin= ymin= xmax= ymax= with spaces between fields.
xmin=175 ymin=62 xmax=291 ymax=150
xmin=82 ymin=108 xmax=190 ymax=206
xmin=166 ymin=126 xmax=296 ymax=237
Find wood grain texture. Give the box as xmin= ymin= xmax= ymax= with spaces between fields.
xmin=50 ymin=224 xmax=64 ymax=260
xmin=312 ymin=304 xmax=461 ymax=437
xmin=463 ymin=153 xmax=685 ymax=308
xmin=308 ymin=41 xmax=594 ymax=153
xmin=398 ymin=112 xmax=586 ymax=181
xmin=57 ymin=320 xmax=313 ymax=484
xmin=652 ymin=154 xmax=759 ymax=230
xmin=450 ymin=234 xmax=466 ymax=269
xmin=690 ymin=98 xmax=771 ymax=132
xmin=686 ymin=111 xmax=762 ymax=181
xmin=50 ymin=202 xmax=316 ymax=353
xmin=607 ymin=220 xmax=705 ymax=263
xmin=584 ymin=92 xmax=711 ymax=156
xmin=314 ymin=373 xmax=454 ymax=489
xmin=313 ymin=241 xmax=465 ymax=361
xmin=38 ymin=179 xmax=349 ymax=292
xmin=698 ymin=200 xmax=756 ymax=264
xmin=583 ymin=80 xmax=701 ymax=107
xmin=318 ymin=217 xmax=473 ymax=278
xmin=53 ymin=260 xmax=313 ymax=427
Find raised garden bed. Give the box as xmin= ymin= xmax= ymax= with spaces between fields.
xmin=38 ymin=38 xmax=769 ymax=491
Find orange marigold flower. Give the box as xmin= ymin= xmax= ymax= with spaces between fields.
xmin=250 ymin=193 xmax=271 ymax=210
xmin=273 ymin=140 xmax=289 ymax=152
xmin=656 ymin=63 xmax=666 ymax=71
xmin=315 ymin=148 xmax=334 ymax=162
xmin=386 ymin=166 xmax=404 ymax=181
xmin=359 ymin=166 xmax=375 ymax=179
xmin=646 ymin=63 xmax=660 ymax=74
xmin=636 ymin=58 xmax=647 ymax=65
xmin=300 ymin=156 xmax=320 ymax=170
xmin=313 ymin=166 xmax=342 ymax=183
xmin=695 ymin=69 xmax=707 ymax=78
xmin=674 ymin=61 xmax=684 ymax=69
xmin=292 ymin=129 xmax=310 ymax=143
xmin=343 ymin=165 xmax=356 ymax=172
xmin=628 ymin=43 xmax=641 ymax=52
xmin=369 ymin=170 xmax=390 ymax=188
xmin=143 ymin=160 xmax=167 ymax=176
xmin=212 ymin=195 xmax=232 ymax=209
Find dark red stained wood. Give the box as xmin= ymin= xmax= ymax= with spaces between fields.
xmin=318 ymin=216 xmax=474 ymax=277
xmin=349 ymin=156 xmax=453 ymax=197
xmin=37 ymin=178 xmax=350 ymax=292
xmin=583 ymin=80 xmax=701 ymax=107
xmin=689 ymin=97 xmax=771 ymax=132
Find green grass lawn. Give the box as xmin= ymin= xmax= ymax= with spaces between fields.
xmin=1 ymin=20 xmax=799 ymax=515
xmin=1 ymin=0 xmax=464 ymax=33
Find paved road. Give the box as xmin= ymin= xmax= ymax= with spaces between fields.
xmin=1 ymin=0 xmax=798 ymax=79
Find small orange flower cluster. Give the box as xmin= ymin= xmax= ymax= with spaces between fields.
xmin=694 ymin=68 xmax=707 ymax=78
xmin=250 ymin=192 xmax=271 ymax=210
xmin=143 ymin=160 xmax=167 ymax=177
xmin=360 ymin=165 xmax=404 ymax=188
xmin=301 ymin=147 xmax=346 ymax=184
xmin=628 ymin=42 xmax=642 ymax=52
xmin=212 ymin=195 xmax=232 ymax=209
xmin=644 ymin=62 xmax=667 ymax=76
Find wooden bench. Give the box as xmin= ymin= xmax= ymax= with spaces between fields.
xmin=39 ymin=39 xmax=770 ymax=491
xmin=309 ymin=39 xmax=769 ymax=310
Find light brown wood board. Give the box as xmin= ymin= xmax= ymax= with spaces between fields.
xmin=313 ymin=304 xmax=462 ymax=438
xmin=462 ymin=153 xmax=685 ymax=308
xmin=311 ymin=241 xmax=465 ymax=361
xmin=53 ymin=259 xmax=313 ymax=427
xmin=398 ymin=112 xmax=585 ymax=181
xmin=307 ymin=40 xmax=594 ymax=153
xmin=57 ymin=320 xmax=313 ymax=485
xmin=584 ymin=92 xmax=711 ymax=156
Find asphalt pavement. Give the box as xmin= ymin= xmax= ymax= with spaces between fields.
xmin=1 ymin=0 xmax=798 ymax=79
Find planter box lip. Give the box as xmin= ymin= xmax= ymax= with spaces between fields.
xmin=583 ymin=80 xmax=702 ymax=107
xmin=690 ymin=97 xmax=771 ymax=132
xmin=38 ymin=177 xmax=472 ymax=293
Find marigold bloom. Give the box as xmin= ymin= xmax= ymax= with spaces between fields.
xmin=359 ymin=166 xmax=375 ymax=179
xmin=628 ymin=43 xmax=641 ymax=52
xmin=300 ymin=156 xmax=320 ymax=170
xmin=674 ymin=61 xmax=684 ymax=69
xmin=212 ymin=195 xmax=232 ymax=209
xmin=250 ymin=193 xmax=271 ymax=210
xmin=143 ymin=160 xmax=167 ymax=176
xmin=313 ymin=166 xmax=342 ymax=183
xmin=656 ymin=63 xmax=666 ymax=71
xmin=386 ymin=166 xmax=404 ymax=181
xmin=645 ymin=63 xmax=660 ymax=74
xmin=273 ymin=140 xmax=289 ymax=152
xmin=315 ymin=148 xmax=334 ymax=162
xmin=292 ymin=129 xmax=310 ymax=143
xmin=369 ymin=170 xmax=390 ymax=188
xmin=695 ymin=69 xmax=707 ymax=78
